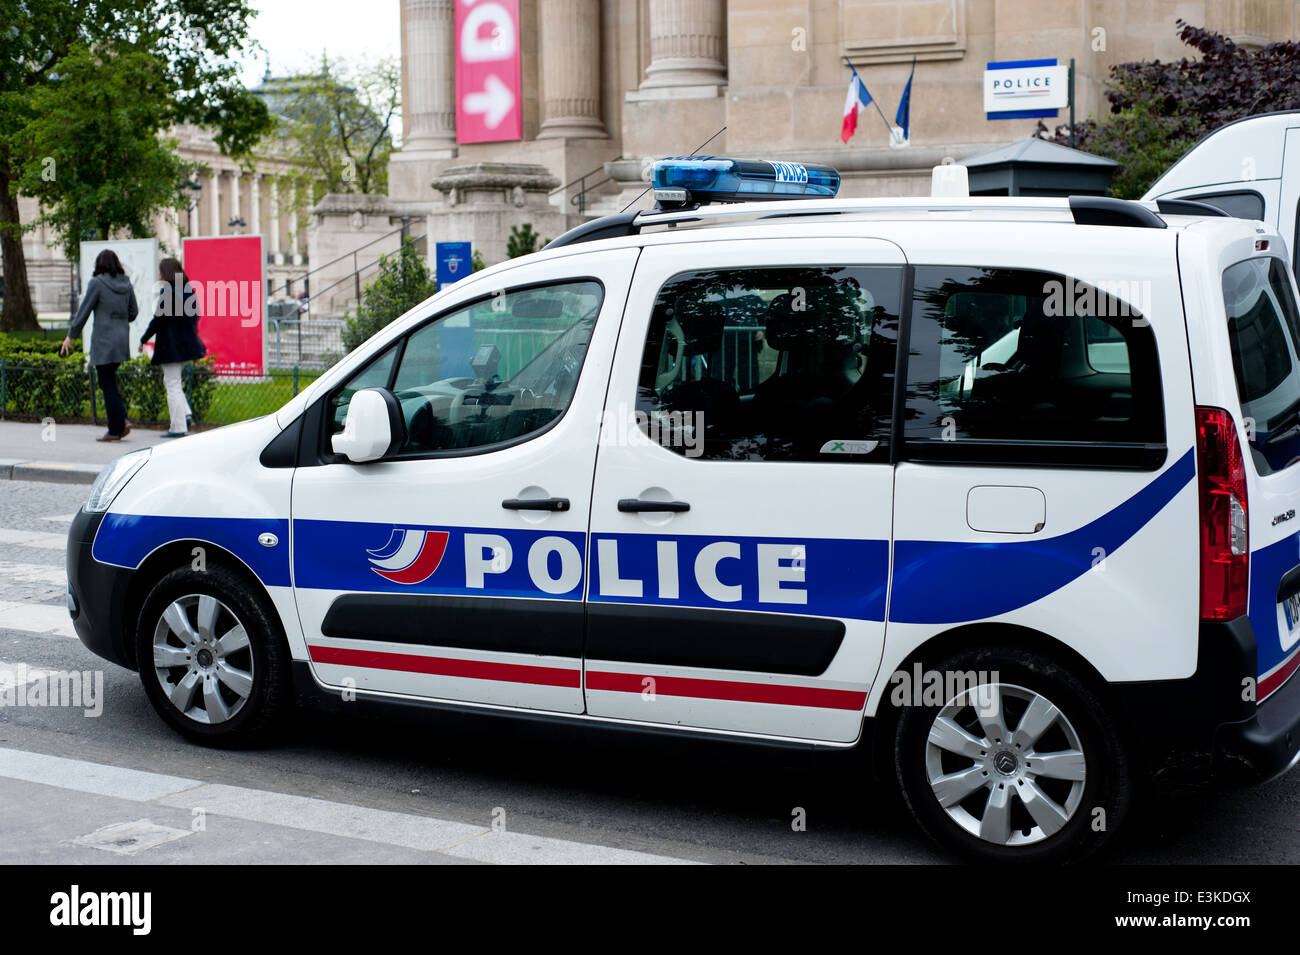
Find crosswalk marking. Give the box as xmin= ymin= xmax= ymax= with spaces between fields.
xmin=0 ymin=561 xmax=68 ymax=588
xmin=0 ymin=527 xmax=67 ymax=551
xmin=0 ymin=601 xmax=76 ymax=638
xmin=0 ymin=747 xmax=699 ymax=865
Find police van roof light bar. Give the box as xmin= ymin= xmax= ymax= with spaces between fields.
xmin=651 ymin=157 xmax=841 ymax=209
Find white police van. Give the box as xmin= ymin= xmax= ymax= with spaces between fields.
xmin=68 ymin=157 xmax=1300 ymax=863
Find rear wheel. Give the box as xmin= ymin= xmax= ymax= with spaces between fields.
xmin=135 ymin=563 xmax=291 ymax=746
xmin=894 ymin=646 xmax=1130 ymax=863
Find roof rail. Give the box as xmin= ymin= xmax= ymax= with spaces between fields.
xmin=1068 ymin=196 xmax=1167 ymax=229
xmin=544 ymin=211 xmax=641 ymax=250
xmin=1153 ymin=198 xmax=1231 ymax=218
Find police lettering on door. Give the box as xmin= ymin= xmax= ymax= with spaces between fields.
xmin=293 ymin=520 xmax=888 ymax=620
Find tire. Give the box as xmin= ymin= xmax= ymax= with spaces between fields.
xmin=893 ymin=646 xmax=1130 ymax=863
xmin=135 ymin=562 xmax=292 ymax=747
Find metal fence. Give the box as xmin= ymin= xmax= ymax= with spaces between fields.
xmin=268 ymin=317 xmax=346 ymax=371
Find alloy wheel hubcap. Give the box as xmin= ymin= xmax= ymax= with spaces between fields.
xmin=924 ymin=682 xmax=1087 ymax=847
xmin=152 ymin=594 xmax=254 ymax=725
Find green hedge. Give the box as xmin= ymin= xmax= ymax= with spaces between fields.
xmin=116 ymin=356 xmax=218 ymax=424
xmin=0 ymin=338 xmax=217 ymax=424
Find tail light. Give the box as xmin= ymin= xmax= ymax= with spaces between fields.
xmin=1196 ymin=406 xmax=1249 ymax=620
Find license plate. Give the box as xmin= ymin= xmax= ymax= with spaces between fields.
xmin=1284 ymin=592 xmax=1300 ymax=632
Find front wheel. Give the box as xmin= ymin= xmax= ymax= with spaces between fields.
xmin=893 ymin=647 xmax=1131 ymax=863
xmin=135 ymin=563 xmax=291 ymax=746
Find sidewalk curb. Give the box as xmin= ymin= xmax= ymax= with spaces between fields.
xmin=0 ymin=459 xmax=100 ymax=485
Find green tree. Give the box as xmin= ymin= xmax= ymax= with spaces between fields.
xmin=1042 ymin=21 xmax=1300 ymax=198
xmin=272 ymin=55 xmax=398 ymax=209
xmin=0 ymin=0 xmax=271 ymax=331
xmin=15 ymin=46 xmax=196 ymax=258
xmin=342 ymin=239 xmax=435 ymax=352
xmin=506 ymin=223 xmax=545 ymax=258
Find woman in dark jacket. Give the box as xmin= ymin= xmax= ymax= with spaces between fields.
xmin=139 ymin=257 xmax=205 ymax=437
xmin=61 ymin=250 xmax=139 ymax=442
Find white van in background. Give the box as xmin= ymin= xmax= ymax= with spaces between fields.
xmin=1144 ymin=110 xmax=1300 ymax=272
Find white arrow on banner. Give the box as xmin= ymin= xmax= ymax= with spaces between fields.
xmin=463 ymin=74 xmax=514 ymax=129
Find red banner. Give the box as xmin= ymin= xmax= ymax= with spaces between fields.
xmin=455 ymin=0 xmax=522 ymax=144
xmin=182 ymin=236 xmax=265 ymax=377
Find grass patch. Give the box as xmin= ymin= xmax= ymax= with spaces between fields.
xmin=202 ymin=371 xmax=323 ymax=426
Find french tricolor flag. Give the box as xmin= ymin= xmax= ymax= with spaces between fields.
xmin=841 ymin=69 xmax=873 ymax=144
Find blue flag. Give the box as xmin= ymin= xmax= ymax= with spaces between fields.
xmin=895 ymin=58 xmax=916 ymax=141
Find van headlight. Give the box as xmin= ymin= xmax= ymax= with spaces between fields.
xmin=84 ymin=449 xmax=150 ymax=513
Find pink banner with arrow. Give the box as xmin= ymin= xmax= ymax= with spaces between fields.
xmin=455 ymin=0 xmax=522 ymax=144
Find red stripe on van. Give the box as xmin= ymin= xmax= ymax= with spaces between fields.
xmin=308 ymin=645 xmax=581 ymax=688
xmin=1259 ymin=646 xmax=1300 ymax=701
xmin=585 ymin=670 xmax=867 ymax=710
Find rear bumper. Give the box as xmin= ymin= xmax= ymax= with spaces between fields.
xmin=1112 ymin=616 xmax=1300 ymax=787
xmin=1214 ymin=651 xmax=1300 ymax=784
xmin=66 ymin=507 xmax=137 ymax=670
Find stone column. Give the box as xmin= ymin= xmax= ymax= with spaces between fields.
xmin=208 ymin=170 xmax=221 ymax=235
xmin=250 ymin=174 xmax=261 ymax=238
xmin=401 ymin=0 xmax=457 ymax=153
xmin=230 ymin=167 xmax=242 ymax=230
xmin=640 ymin=0 xmax=727 ymax=89
xmin=269 ymin=178 xmax=282 ymax=262
xmin=289 ymin=182 xmax=300 ymax=263
xmin=537 ymin=0 xmax=607 ymax=138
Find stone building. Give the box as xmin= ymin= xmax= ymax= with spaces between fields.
xmin=302 ymin=0 xmax=1298 ymax=317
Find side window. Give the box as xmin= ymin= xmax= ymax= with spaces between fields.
xmin=328 ymin=280 xmax=604 ymax=456
xmin=1223 ymin=257 xmax=1300 ymax=475
xmin=904 ymin=266 xmax=1165 ymax=468
xmin=635 ymin=266 xmax=902 ymax=462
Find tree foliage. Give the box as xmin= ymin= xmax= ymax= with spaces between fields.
xmin=274 ymin=55 xmax=399 ymax=202
xmin=506 ymin=223 xmax=545 ymax=258
xmin=1041 ymin=21 xmax=1300 ymax=198
xmin=0 ymin=0 xmax=271 ymax=330
xmin=342 ymin=239 xmax=435 ymax=352
xmin=15 ymin=46 xmax=197 ymax=259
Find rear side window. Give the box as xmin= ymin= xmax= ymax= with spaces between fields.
xmin=1223 ymin=257 xmax=1300 ymax=475
xmin=1186 ymin=190 xmax=1265 ymax=221
xmin=636 ymin=266 xmax=903 ymax=462
xmin=904 ymin=266 xmax=1166 ymax=468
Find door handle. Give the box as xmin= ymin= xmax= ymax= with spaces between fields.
xmin=618 ymin=499 xmax=690 ymax=513
xmin=502 ymin=497 xmax=570 ymax=512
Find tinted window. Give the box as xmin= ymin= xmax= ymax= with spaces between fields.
xmin=1224 ymin=257 xmax=1300 ymax=475
xmin=636 ymin=266 xmax=903 ymax=462
xmin=1187 ymin=190 xmax=1265 ymax=221
xmin=904 ymin=267 xmax=1165 ymax=468
xmin=329 ymin=280 xmax=603 ymax=455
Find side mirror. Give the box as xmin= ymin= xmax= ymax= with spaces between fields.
xmin=331 ymin=388 xmax=405 ymax=463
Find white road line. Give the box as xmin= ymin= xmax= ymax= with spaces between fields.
xmin=0 ymin=527 xmax=66 ymax=551
xmin=0 ymin=601 xmax=76 ymax=638
xmin=0 ymin=748 xmax=200 ymax=801
xmin=42 ymin=515 xmax=75 ymax=524
xmin=0 ymin=561 xmax=68 ymax=588
xmin=0 ymin=747 xmax=698 ymax=865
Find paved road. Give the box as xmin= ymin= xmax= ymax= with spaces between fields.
xmin=0 ymin=477 xmax=1297 ymax=864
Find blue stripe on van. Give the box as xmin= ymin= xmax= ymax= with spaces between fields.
xmin=92 ymin=513 xmax=291 ymax=587
xmin=888 ymin=448 xmax=1197 ymax=624
xmin=1248 ymin=530 xmax=1300 ymax=678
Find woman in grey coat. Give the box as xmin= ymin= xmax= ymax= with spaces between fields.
xmin=60 ymin=249 xmax=139 ymax=441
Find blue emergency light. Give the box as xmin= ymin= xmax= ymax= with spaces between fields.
xmin=651 ymin=157 xmax=840 ymax=207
